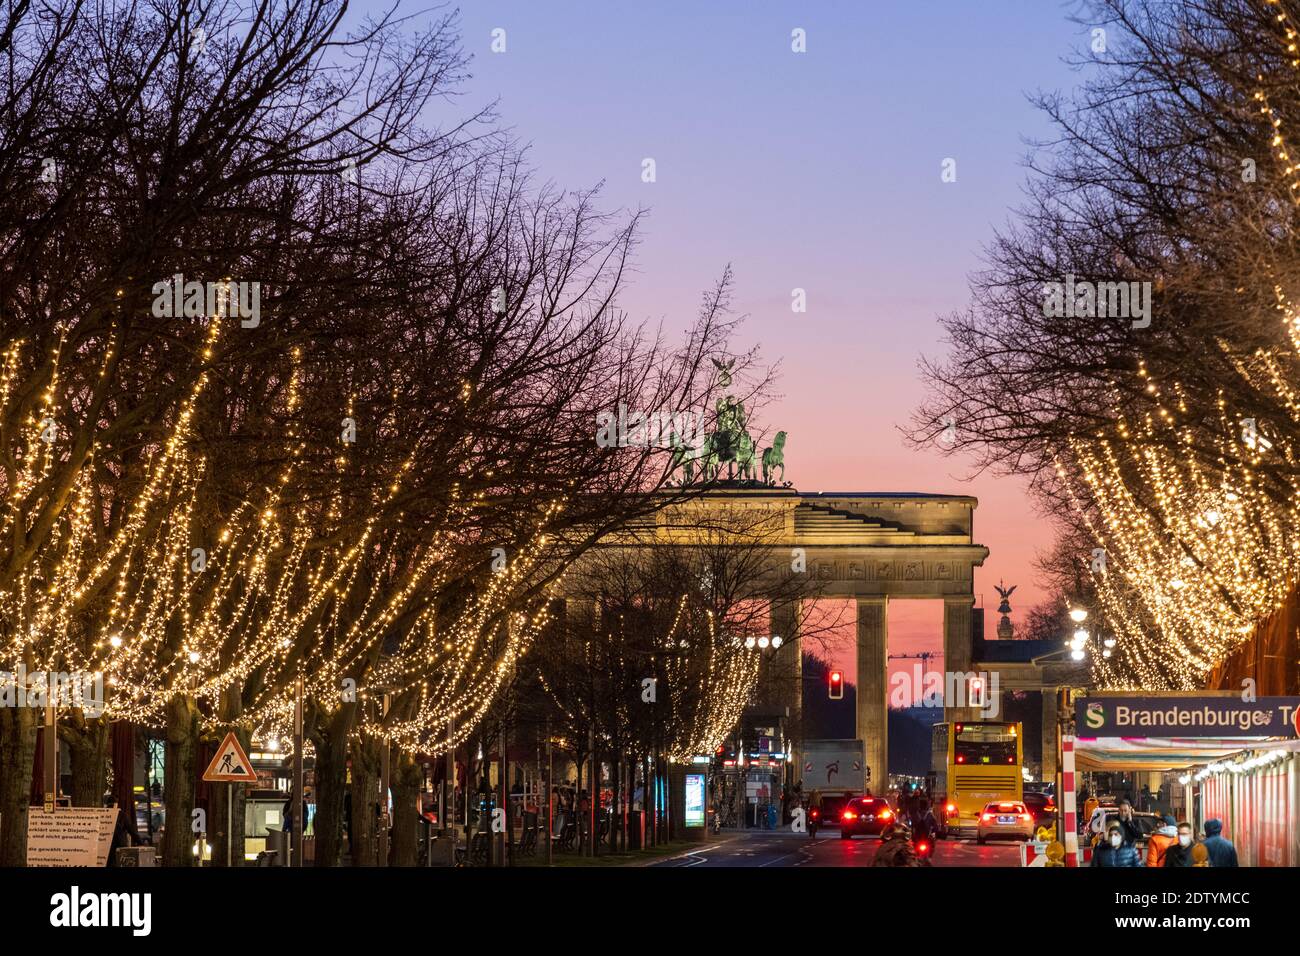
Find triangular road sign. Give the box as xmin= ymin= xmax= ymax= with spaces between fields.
xmin=202 ymin=731 xmax=258 ymax=783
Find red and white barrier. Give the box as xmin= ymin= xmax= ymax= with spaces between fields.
xmin=1019 ymin=839 xmax=1088 ymax=867
xmin=1062 ymin=735 xmax=1079 ymax=867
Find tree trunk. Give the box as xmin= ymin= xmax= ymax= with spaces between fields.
xmin=348 ymin=732 xmax=381 ymax=867
xmin=0 ymin=705 xmax=38 ymax=866
xmin=63 ymin=714 xmax=109 ymax=807
xmin=312 ymin=704 xmax=354 ymax=867
xmin=162 ymin=695 xmax=200 ymax=867
xmin=390 ymin=750 xmax=422 ymax=867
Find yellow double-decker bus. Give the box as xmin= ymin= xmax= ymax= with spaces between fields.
xmin=930 ymin=720 xmax=1023 ymax=834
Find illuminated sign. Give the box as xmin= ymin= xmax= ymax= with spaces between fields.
xmin=1076 ymin=696 xmax=1300 ymax=738
xmin=685 ymin=773 xmax=706 ymax=828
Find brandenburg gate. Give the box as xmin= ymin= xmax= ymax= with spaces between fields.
xmin=565 ymin=486 xmax=989 ymax=787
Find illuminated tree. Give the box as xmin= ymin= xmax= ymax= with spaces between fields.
xmin=911 ymin=0 xmax=1300 ymax=688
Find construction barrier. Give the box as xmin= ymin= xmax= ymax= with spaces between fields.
xmin=1198 ymin=746 xmax=1300 ymax=867
xmin=1019 ymin=840 xmax=1088 ymax=867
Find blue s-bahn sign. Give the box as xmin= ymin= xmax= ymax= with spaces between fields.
xmin=1075 ymin=696 xmax=1300 ymax=738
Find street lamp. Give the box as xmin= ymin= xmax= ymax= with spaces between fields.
xmin=1068 ymin=607 xmax=1088 ymax=623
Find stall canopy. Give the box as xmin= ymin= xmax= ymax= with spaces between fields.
xmin=1073 ymin=736 xmax=1272 ymax=772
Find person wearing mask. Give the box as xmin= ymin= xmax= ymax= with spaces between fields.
xmin=1202 ymin=819 xmax=1239 ymax=867
xmin=1091 ymin=822 xmax=1143 ymax=867
xmin=1163 ymin=821 xmax=1198 ymax=867
xmin=1146 ymin=814 xmax=1178 ymax=868
xmin=1115 ymin=799 xmax=1142 ymax=846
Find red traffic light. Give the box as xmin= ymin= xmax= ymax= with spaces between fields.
xmin=828 ymin=670 xmax=844 ymax=700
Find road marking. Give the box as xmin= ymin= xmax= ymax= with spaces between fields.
xmin=792 ymin=840 xmax=822 ymax=867
xmin=651 ymin=841 xmax=728 ymax=866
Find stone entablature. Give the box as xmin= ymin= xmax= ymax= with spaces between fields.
xmin=559 ymin=486 xmax=989 ymax=789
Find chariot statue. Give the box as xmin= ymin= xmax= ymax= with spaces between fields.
xmin=670 ymin=362 xmax=788 ymax=487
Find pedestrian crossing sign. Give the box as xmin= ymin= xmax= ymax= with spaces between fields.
xmin=202 ymin=731 xmax=258 ymax=783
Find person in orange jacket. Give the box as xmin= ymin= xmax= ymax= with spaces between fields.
xmin=1147 ymin=814 xmax=1178 ymax=867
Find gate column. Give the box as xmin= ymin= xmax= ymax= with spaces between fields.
xmin=856 ymin=597 xmax=888 ymax=791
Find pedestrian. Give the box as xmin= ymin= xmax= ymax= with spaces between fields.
xmin=1146 ymin=814 xmax=1177 ymax=868
xmin=106 ymin=797 xmax=134 ymax=866
xmin=912 ymin=797 xmax=939 ymax=843
xmin=283 ymin=790 xmax=296 ymax=844
xmin=1115 ymin=799 xmax=1142 ymax=846
xmin=1091 ymin=823 xmax=1143 ymax=867
xmin=1202 ymin=819 xmax=1239 ymax=867
xmin=1163 ymin=821 xmax=1197 ymax=867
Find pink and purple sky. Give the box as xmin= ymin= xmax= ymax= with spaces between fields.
xmin=376 ymin=2 xmax=1094 ymax=677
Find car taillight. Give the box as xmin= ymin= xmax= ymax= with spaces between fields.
xmin=982 ymin=813 xmax=993 ymax=822
xmin=917 ymin=841 xmax=929 ymax=854
xmin=945 ymin=803 xmax=956 ymax=815
xmin=842 ymin=810 xmax=857 ymax=821
xmin=1021 ymin=813 xmax=1032 ymax=822
xmin=878 ymin=808 xmax=892 ymax=820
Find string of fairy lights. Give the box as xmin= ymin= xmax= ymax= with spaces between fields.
xmin=1065 ymin=377 xmax=1297 ymax=688
xmin=1045 ymin=2 xmax=1300 ymax=690
xmin=537 ymin=579 xmax=765 ymax=763
xmin=0 ymin=311 xmax=576 ymax=762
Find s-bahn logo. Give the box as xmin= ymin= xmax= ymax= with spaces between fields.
xmin=1085 ymin=702 xmax=1105 ymax=730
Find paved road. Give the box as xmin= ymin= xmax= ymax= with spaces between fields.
xmin=649 ymin=830 xmax=1023 ymax=867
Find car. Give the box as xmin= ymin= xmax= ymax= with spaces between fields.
xmin=838 ymin=795 xmax=896 ymax=840
xmin=1023 ymin=790 xmax=1056 ymax=828
xmin=976 ymin=800 xmax=1035 ymax=843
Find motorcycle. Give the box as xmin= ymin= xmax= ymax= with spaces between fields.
xmin=872 ymin=822 xmax=932 ymax=867
xmin=911 ymin=831 xmax=934 ymax=866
